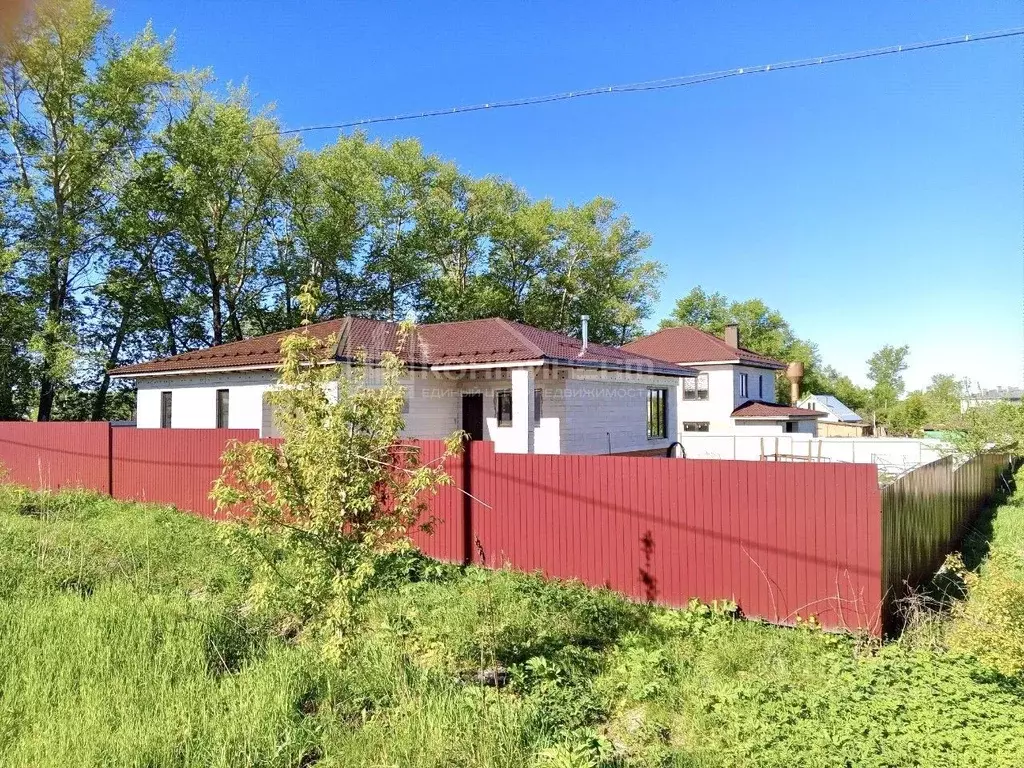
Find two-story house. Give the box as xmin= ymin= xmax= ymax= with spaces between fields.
xmin=621 ymin=324 xmax=824 ymax=435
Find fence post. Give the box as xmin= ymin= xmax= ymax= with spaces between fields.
xmin=462 ymin=439 xmax=474 ymax=566
xmin=107 ymin=422 xmax=114 ymax=498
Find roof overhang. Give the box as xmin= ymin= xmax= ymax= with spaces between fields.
xmin=111 ymin=356 xmax=695 ymax=380
xmin=681 ymin=359 xmax=787 ymax=370
xmin=733 ymin=414 xmax=824 ymax=421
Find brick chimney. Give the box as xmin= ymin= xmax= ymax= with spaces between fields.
xmin=724 ymin=323 xmax=739 ymax=349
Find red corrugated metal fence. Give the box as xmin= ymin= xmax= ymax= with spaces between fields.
xmin=112 ymin=428 xmax=259 ymax=518
xmin=2 ymin=422 xmax=1007 ymax=636
xmin=410 ymin=440 xmax=884 ymax=634
xmin=0 ymin=422 xmax=111 ymax=492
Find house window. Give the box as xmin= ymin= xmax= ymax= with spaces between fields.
xmin=683 ymin=421 xmax=710 ymax=432
xmin=684 ymin=373 xmax=709 ymax=401
xmin=758 ymin=375 xmax=763 ymax=400
xmin=785 ymin=421 xmax=796 ymax=433
xmin=496 ymin=390 xmax=513 ymax=427
xmin=216 ymin=389 xmax=229 ymax=428
xmin=261 ymin=392 xmax=281 ymax=438
xmin=160 ymin=391 xmax=172 ymax=428
xmin=534 ymin=389 xmax=543 ymax=426
xmin=739 ymin=373 xmax=749 ymax=398
xmin=647 ymin=388 xmax=667 ymax=439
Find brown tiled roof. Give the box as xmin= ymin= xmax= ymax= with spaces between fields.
xmin=111 ymin=316 xmax=694 ymax=378
xmin=621 ymin=326 xmax=785 ymax=369
xmin=731 ymin=400 xmax=826 ymax=419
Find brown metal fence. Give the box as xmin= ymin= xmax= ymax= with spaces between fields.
xmin=881 ymin=452 xmax=1011 ymax=619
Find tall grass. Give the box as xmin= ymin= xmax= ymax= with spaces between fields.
xmin=0 ymin=485 xmax=1023 ymax=767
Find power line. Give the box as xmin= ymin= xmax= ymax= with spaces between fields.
xmin=275 ymin=26 xmax=1024 ymax=137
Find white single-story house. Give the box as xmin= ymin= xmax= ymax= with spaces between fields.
xmin=110 ymin=316 xmax=696 ymax=456
xmin=621 ymin=324 xmax=825 ymax=436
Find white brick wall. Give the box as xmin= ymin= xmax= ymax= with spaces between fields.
xmin=132 ymin=363 xmax=682 ymax=455
xmin=674 ymin=362 xmax=782 ymax=435
xmin=561 ymin=369 xmax=680 ymax=455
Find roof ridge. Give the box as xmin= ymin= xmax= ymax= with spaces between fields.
xmin=331 ymin=316 xmax=352 ymax=359
xmin=492 ymin=317 xmax=545 ymax=358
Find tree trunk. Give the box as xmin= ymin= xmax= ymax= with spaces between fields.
xmin=224 ymin=293 xmax=244 ymax=342
xmin=91 ymin=308 xmax=130 ymax=421
xmin=210 ymin=268 xmax=224 ymax=345
xmin=36 ymin=373 xmax=55 ymax=421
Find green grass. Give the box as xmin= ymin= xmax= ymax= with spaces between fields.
xmin=0 ymin=484 xmax=1023 ymax=767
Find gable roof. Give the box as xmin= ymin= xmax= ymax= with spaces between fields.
xmin=731 ymin=400 xmax=826 ymax=420
xmin=621 ymin=326 xmax=785 ymax=369
xmin=805 ymin=394 xmax=862 ymax=422
xmin=110 ymin=316 xmax=695 ymax=378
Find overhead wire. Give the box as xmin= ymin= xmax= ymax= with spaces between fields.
xmin=272 ymin=26 xmax=1024 ymax=137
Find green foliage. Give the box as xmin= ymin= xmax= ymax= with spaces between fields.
xmin=947 ymin=552 xmax=1024 ymax=675
xmin=210 ymin=318 xmax=458 ymax=652
xmin=658 ymin=286 xmax=831 ymax=401
xmin=945 ymin=466 xmax=1024 ymax=674
xmin=0 ymin=0 xmax=174 ymax=419
xmin=3 ymin=488 xmax=1024 ymax=766
xmin=948 ymin=401 xmax=1024 ymax=457
xmin=0 ymin=2 xmax=664 ymax=419
xmin=866 ymin=343 xmax=909 ymax=431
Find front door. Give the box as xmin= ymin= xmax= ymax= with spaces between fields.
xmin=461 ymin=393 xmax=484 ymax=441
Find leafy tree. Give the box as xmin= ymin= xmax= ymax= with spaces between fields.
xmin=0 ymin=0 xmax=172 ymax=419
xmin=919 ymin=373 xmax=968 ymax=428
xmin=948 ymin=401 xmax=1024 ymax=456
xmin=211 ymin=299 xmax=459 ymax=652
xmin=659 ymin=286 xmax=731 ymax=333
xmin=866 ymin=344 xmax=909 ymax=432
xmin=0 ymin=247 xmax=35 ymax=418
xmin=153 ymin=81 xmax=294 ymax=345
xmin=886 ymin=391 xmax=929 ymax=436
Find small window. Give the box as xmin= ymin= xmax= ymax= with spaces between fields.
xmin=496 ymin=390 xmax=513 ymax=427
xmin=758 ymin=375 xmax=763 ymax=400
xmin=534 ymin=389 xmax=543 ymax=426
xmin=683 ymin=421 xmax=710 ymax=432
xmin=739 ymin=373 xmax=749 ymax=398
xmin=696 ymin=373 xmax=709 ymax=400
xmin=683 ymin=377 xmax=697 ymax=401
xmin=160 ymin=391 xmax=172 ymax=428
xmin=261 ymin=392 xmax=281 ymax=438
xmin=785 ymin=421 xmax=797 ymax=433
xmin=647 ymin=388 xmax=667 ymax=439
xmin=216 ymin=389 xmax=229 ymax=428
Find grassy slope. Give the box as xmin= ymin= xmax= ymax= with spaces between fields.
xmin=0 ymin=487 xmax=1021 ymax=767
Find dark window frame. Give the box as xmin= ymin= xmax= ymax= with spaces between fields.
xmin=534 ymin=388 xmax=543 ymax=426
xmin=739 ymin=372 xmax=749 ymax=399
xmin=160 ymin=391 xmax=172 ymax=429
xmin=647 ymin=388 xmax=668 ymax=440
xmin=216 ymin=389 xmax=229 ymax=428
xmin=683 ymin=421 xmax=710 ymax=432
xmin=496 ymin=389 xmax=513 ymax=427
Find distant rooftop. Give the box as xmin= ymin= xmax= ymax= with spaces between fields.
xmin=806 ymin=394 xmax=863 ymax=422
xmin=970 ymin=386 xmax=1022 ymax=401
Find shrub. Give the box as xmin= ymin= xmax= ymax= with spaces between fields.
xmin=211 ymin=297 xmax=459 ymax=653
xmin=947 ymin=551 xmax=1024 ymax=676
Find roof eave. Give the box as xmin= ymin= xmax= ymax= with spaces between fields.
xmin=543 ymin=355 xmax=697 ymax=377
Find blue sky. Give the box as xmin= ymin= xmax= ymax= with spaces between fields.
xmin=108 ymin=0 xmax=1023 ymax=392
